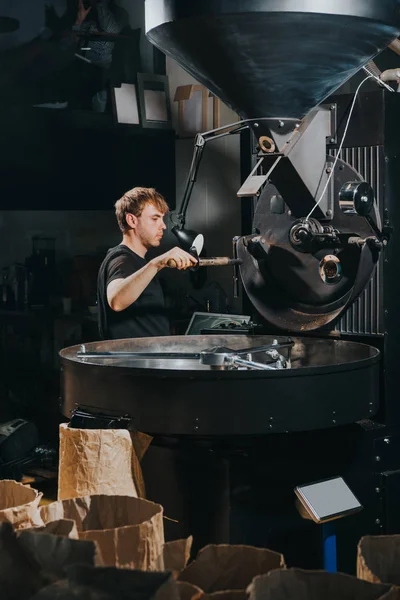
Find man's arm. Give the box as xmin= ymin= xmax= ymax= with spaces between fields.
xmin=107 ymin=247 xmax=197 ymax=312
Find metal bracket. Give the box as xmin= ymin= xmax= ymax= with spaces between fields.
xmin=237 ymin=155 xmax=283 ymax=197
xmin=200 ymin=339 xmax=293 ymax=370
xmin=322 ymin=102 xmax=338 ymax=145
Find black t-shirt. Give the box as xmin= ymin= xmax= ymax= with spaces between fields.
xmin=97 ymin=244 xmax=170 ymax=339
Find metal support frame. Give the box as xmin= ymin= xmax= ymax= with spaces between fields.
xmin=173 ymin=117 xmax=298 ymax=229
xmin=174 ymin=108 xmax=337 ymax=232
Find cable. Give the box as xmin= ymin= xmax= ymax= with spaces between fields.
xmin=305 ymin=75 xmax=374 ymax=221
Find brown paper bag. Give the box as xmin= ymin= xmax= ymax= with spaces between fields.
xmin=18 ymin=528 xmax=102 ymax=578
xmin=32 ymin=565 xmax=177 ymax=600
xmin=29 ymin=519 xmax=79 ymax=539
xmin=0 ymin=522 xmax=99 ymax=600
xmin=164 ymin=537 xmax=193 ymax=573
xmin=58 ymin=423 xmax=142 ymax=500
xmin=154 ymin=579 xmax=181 ymax=600
xmin=358 ymin=536 xmax=400 ymax=585
xmin=248 ymin=568 xmax=398 ymax=600
xmin=179 ymin=544 xmax=285 ymax=593
xmin=41 ymin=494 xmax=165 ymax=570
xmin=176 ymin=581 xmax=204 ymax=600
xmin=132 ymin=430 xmax=154 ymax=498
xmin=381 ymin=591 xmax=400 ymax=600
xmin=0 ymin=522 xmax=44 ymax=600
xmin=0 ymin=479 xmax=43 ymax=529
xmin=202 ymin=593 xmax=248 ymax=600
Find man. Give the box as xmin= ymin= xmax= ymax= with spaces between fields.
xmin=97 ymin=187 xmax=197 ymax=339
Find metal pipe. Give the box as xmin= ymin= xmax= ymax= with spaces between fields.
xmin=232 ymin=236 xmax=240 ymax=299
xmin=230 ymin=356 xmax=278 ymax=370
xmin=77 ymin=351 xmax=201 ymax=359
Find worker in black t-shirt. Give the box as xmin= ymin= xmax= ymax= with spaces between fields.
xmin=97 ymin=186 xmax=197 ymax=339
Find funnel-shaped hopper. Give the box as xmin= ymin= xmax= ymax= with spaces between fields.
xmin=146 ymin=1 xmax=400 ymax=119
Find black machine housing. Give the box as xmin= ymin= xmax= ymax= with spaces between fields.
xmin=241 ymin=89 xmax=400 ymax=423
xmin=238 ymin=88 xmax=400 ymax=568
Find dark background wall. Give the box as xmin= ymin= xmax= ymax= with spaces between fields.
xmin=0 ymin=0 xmax=174 ymax=267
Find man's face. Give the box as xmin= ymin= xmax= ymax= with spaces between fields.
xmin=133 ymin=203 xmax=167 ymax=249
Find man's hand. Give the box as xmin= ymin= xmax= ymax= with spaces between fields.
xmin=151 ymin=247 xmax=198 ymax=271
xmin=75 ymin=0 xmax=92 ymax=25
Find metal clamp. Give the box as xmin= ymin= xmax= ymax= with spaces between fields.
xmin=200 ymin=339 xmax=292 ymax=370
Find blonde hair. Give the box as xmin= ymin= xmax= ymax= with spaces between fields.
xmin=115 ymin=187 xmax=169 ymax=233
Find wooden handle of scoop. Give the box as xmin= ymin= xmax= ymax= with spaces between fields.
xmin=167 ymin=257 xmax=242 ymax=268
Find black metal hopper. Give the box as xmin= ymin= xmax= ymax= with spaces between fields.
xmin=145 ymin=0 xmax=400 ymax=119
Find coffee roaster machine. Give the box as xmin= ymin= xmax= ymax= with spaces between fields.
xmin=60 ymin=1 xmax=400 ymax=572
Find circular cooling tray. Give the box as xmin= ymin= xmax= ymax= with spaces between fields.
xmin=60 ymin=335 xmax=380 ymax=436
